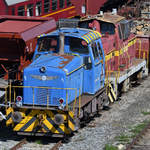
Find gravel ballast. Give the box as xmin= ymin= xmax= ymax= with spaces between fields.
xmin=1 ymin=76 xmax=150 ymax=150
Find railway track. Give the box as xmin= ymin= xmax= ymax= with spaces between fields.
xmin=10 ymin=138 xmax=62 ymax=150
xmin=50 ymin=140 xmax=62 ymax=150
xmin=10 ymin=138 xmax=27 ymax=150
xmin=126 ymin=120 xmax=150 ymax=150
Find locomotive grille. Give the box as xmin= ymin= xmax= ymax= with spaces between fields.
xmin=36 ymin=88 xmax=60 ymax=106
xmin=36 ymin=88 xmax=48 ymax=105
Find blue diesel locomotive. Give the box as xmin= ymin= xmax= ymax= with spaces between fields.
xmin=5 ymin=28 xmax=108 ymax=136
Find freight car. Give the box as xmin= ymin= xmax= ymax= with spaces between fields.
xmin=3 ymin=26 xmax=147 ymax=137
xmin=0 ymin=16 xmax=56 ymax=81
xmin=0 ymin=0 xmax=139 ymax=20
xmin=0 ymin=0 xmax=108 ymax=20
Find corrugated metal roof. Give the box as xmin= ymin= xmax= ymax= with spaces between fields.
xmin=5 ymin=0 xmax=27 ymax=6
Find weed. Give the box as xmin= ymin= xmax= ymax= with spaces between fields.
xmin=35 ymin=140 xmax=42 ymax=145
xmin=104 ymin=144 xmax=118 ymax=150
xmin=141 ymin=111 xmax=150 ymax=115
xmin=130 ymin=122 xmax=147 ymax=135
xmin=115 ymin=134 xmax=130 ymax=142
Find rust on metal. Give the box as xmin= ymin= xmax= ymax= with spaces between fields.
xmin=50 ymin=140 xmax=62 ymax=150
xmin=58 ymin=55 xmax=74 ymax=69
xmin=10 ymin=138 xmax=27 ymax=150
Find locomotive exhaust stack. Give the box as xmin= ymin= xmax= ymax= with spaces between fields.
xmin=59 ymin=32 xmax=65 ymax=55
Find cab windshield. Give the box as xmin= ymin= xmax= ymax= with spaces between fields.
xmin=69 ymin=37 xmax=89 ymax=54
xmin=38 ymin=36 xmax=58 ymax=52
xmin=101 ymin=22 xmax=115 ymax=35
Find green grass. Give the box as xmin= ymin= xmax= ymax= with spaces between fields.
xmin=115 ymin=134 xmax=130 ymax=142
xmin=35 ymin=140 xmax=42 ymax=144
xmin=104 ymin=144 xmax=118 ymax=150
xmin=141 ymin=111 xmax=150 ymax=115
xmin=130 ymin=122 xmax=148 ymax=135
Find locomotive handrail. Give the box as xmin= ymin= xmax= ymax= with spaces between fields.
xmin=5 ymin=85 xmax=79 ymax=114
xmin=147 ymin=51 xmax=149 ymax=68
xmin=137 ymin=39 xmax=142 ymax=59
xmin=10 ymin=86 xmax=77 ymax=90
xmin=137 ymin=39 xmax=149 ymax=68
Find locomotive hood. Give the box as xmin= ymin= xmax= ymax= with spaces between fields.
xmin=23 ymin=53 xmax=83 ymax=106
xmin=28 ymin=53 xmax=83 ymax=74
xmin=23 ymin=53 xmax=83 ymax=87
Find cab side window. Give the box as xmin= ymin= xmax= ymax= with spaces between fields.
xmin=91 ymin=42 xmax=99 ymax=60
xmin=97 ymin=42 xmax=103 ymax=58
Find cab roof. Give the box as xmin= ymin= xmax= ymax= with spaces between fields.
xmin=80 ymin=13 xmax=125 ymax=25
xmin=38 ymin=28 xmax=101 ymax=44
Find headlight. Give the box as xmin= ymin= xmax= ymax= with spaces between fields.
xmin=40 ymin=66 xmax=46 ymax=73
xmin=11 ymin=111 xmax=22 ymax=123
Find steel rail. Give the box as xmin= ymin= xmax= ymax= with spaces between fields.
xmin=50 ymin=140 xmax=62 ymax=150
xmin=10 ymin=138 xmax=27 ymax=150
xmin=125 ymin=121 xmax=150 ymax=150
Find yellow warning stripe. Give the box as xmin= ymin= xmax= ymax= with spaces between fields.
xmin=105 ymin=38 xmax=136 ymax=62
xmin=88 ymin=33 xmax=94 ymax=40
xmin=108 ymin=83 xmax=117 ymax=103
xmin=82 ymin=36 xmax=89 ymax=43
xmin=108 ymin=93 xmax=114 ymax=102
xmin=89 ymin=32 xmax=96 ymax=39
xmin=68 ymin=111 xmax=75 ymax=131
xmin=110 ymin=84 xmax=117 ymax=100
xmin=6 ymin=107 xmax=14 ymax=126
xmin=84 ymin=34 xmax=91 ymax=43
xmin=8 ymin=107 xmax=75 ymax=134
xmin=14 ymin=110 xmax=38 ymax=131
xmin=42 ymin=6 xmax=76 ymax=18
xmin=82 ymin=30 xmax=101 ymax=43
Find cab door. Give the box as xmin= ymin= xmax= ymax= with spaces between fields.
xmin=91 ymin=40 xmax=104 ymax=93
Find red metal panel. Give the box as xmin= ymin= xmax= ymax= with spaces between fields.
xmin=0 ymin=20 xmax=41 ymax=33
xmin=21 ymin=19 xmax=56 ymax=41
xmin=0 ymin=15 xmax=52 ymax=21
xmin=0 ymin=16 xmax=56 ymax=42
xmin=0 ymin=0 xmax=8 ymax=15
xmin=71 ymin=0 xmax=107 ymax=16
xmin=0 ymin=16 xmax=56 ymax=80
xmin=136 ymin=36 xmax=150 ymax=68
